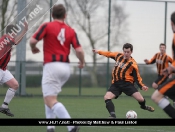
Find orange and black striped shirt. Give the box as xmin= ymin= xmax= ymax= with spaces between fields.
xmin=98 ymin=50 xmax=145 ymax=88
xmin=146 ymin=53 xmax=172 ymax=75
xmin=172 ymin=33 xmax=175 ymax=66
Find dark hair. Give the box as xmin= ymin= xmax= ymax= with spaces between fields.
xmin=171 ymin=12 xmax=175 ymax=24
xmin=123 ymin=43 xmax=133 ymax=52
xmin=159 ymin=43 xmax=166 ymax=48
xmin=6 ymin=24 xmax=18 ymax=34
xmin=52 ymin=4 xmax=66 ymax=19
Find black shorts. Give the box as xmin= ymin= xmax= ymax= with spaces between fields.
xmin=158 ymin=76 xmax=175 ymax=101
xmin=108 ymin=81 xmax=138 ymax=99
xmin=154 ymin=75 xmax=168 ymax=85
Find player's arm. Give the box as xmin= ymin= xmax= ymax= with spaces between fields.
xmin=144 ymin=54 xmax=157 ymax=64
xmin=75 ymin=47 xmax=85 ymax=68
xmin=29 ymin=37 xmax=40 ymax=54
xmin=162 ymin=61 xmax=175 ymax=75
xmin=29 ymin=23 xmax=47 ymax=54
xmin=92 ymin=49 xmax=118 ymax=60
xmin=132 ymin=63 xmax=148 ymax=91
xmin=14 ymin=22 xmax=28 ymax=45
xmin=168 ymin=55 xmax=173 ymax=63
xmin=71 ymin=31 xmax=85 ymax=68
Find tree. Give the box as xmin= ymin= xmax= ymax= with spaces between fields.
xmin=0 ymin=0 xmax=17 ymax=36
xmin=0 ymin=0 xmax=51 ymax=56
xmin=64 ymin=0 xmax=129 ymax=87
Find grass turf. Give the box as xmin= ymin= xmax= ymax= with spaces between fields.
xmin=0 ymin=92 xmax=175 ymax=132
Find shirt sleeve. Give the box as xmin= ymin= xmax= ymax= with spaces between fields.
xmin=32 ymin=23 xmax=47 ymax=41
xmin=97 ymin=51 xmax=119 ymax=60
xmin=132 ymin=63 xmax=145 ymax=89
xmin=172 ymin=61 xmax=175 ymax=67
xmin=168 ymin=55 xmax=173 ymax=63
xmin=71 ymin=30 xmax=81 ymax=49
xmin=147 ymin=53 xmax=157 ymax=64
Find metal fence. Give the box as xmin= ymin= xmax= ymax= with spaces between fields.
xmin=0 ymin=61 xmax=157 ymax=96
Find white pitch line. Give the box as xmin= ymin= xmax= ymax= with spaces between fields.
xmin=83 ymin=126 xmax=175 ymax=132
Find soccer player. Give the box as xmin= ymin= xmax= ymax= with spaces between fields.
xmin=30 ymin=4 xmax=84 ymax=132
xmin=151 ymin=12 xmax=175 ymax=118
xmin=92 ymin=43 xmax=154 ymax=118
xmin=144 ymin=43 xmax=173 ymax=89
xmin=0 ymin=23 xmax=28 ymax=117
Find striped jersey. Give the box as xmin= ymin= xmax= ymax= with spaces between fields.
xmin=98 ymin=50 xmax=145 ymax=88
xmin=33 ymin=20 xmax=81 ymax=64
xmin=172 ymin=33 xmax=175 ymax=66
xmin=0 ymin=35 xmax=15 ymax=70
xmin=146 ymin=53 xmax=172 ymax=75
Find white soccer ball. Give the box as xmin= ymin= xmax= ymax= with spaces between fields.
xmin=126 ymin=110 xmax=137 ymax=119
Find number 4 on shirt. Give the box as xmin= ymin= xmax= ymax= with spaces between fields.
xmin=57 ymin=28 xmax=65 ymax=45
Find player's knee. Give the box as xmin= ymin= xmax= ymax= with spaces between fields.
xmin=152 ymin=83 xmax=158 ymax=89
xmin=104 ymin=92 xmax=114 ymax=100
xmin=12 ymin=82 xmax=19 ymax=90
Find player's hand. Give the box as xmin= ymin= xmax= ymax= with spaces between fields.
xmin=141 ymin=86 xmax=148 ymax=91
xmin=92 ymin=49 xmax=98 ymax=53
xmin=24 ymin=22 xmax=28 ymax=31
xmin=162 ymin=68 xmax=170 ymax=76
xmin=144 ymin=59 xmax=149 ymax=64
xmin=31 ymin=47 xmax=40 ymax=54
xmin=168 ymin=74 xmax=173 ymax=78
xmin=78 ymin=62 xmax=85 ymax=69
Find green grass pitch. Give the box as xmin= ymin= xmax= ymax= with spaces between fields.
xmin=0 ymin=87 xmax=175 ymax=132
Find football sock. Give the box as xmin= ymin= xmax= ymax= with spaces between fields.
xmin=52 ymin=102 xmax=74 ymax=131
xmin=45 ymin=105 xmax=56 ymax=130
xmin=105 ymin=99 xmax=116 ymax=118
xmin=138 ymin=99 xmax=146 ymax=109
xmin=2 ymin=88 xmax=16 ymax=108
xmin=158 ymin=98 xmax=175 ymax=118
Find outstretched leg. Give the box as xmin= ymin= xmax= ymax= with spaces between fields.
xmin=132 ymin=92 xmax=154 ymax=112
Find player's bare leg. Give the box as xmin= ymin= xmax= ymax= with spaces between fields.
xmin=152 ymin=90 xmax=175 ymax=118
xmin=132 ymin=92 xmax=154 ymax=112
xmin=0 ymin=78 xmax=18 ymax=117
xmin=104 ymin=92 xmax=116 ymax=118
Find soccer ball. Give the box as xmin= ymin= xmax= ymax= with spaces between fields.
xmin=126 ymin=110 xmax=137 ymax=119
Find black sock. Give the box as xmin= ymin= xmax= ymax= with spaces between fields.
xmin=163 ymin=104 xmax=175 ymax=118
xmin=138 ymin=99 xmax=146 ymax=109
xmin=3 ymin=102 xmax=8 ymax=105
xmin=105 ymin=99 xmax=116 ymax=118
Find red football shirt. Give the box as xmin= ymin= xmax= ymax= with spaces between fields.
xmin=0 ymin=35 xmax=15 ymax=70
xmin=33 ymin=20 xmax=81 ymax=64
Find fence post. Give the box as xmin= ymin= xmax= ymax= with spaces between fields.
xmin=164 ymin=1 xmax=167 ymax=45
xmin=79 ymin=68 xmax=82 ymax=96
xmin=107 ymin=0 xmax=111 ymax=91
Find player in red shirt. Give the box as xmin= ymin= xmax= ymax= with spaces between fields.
xmin=151 ymin=12 xmax=175 ymax=118
xmin=30 ymin=4 xmax=84 ymax=132
xmin=0 ymin=23 xmax=28 ymax=117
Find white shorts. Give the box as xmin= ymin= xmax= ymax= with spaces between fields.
xmin=42 ymin=62 xmax=70 ymax=97
xmin=0 ymin=69 xmax=14 ymax=85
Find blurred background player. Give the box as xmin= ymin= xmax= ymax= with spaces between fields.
xmin=144 ymin=43 xmax=173 ymax=89
xmin=151 ymin=11 xmax=175 ymax=118
xmin=92 ymin=43 xmax=154 ymax=118
xmin=0 ymin=23 xmax=28 ymax=117
xmin=30 ymin=4 xmax=84 ymax=132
